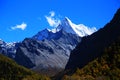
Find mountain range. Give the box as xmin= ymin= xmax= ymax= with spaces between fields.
xmin=0 ymin=17 xmax=96 ymax=76
xmin=0 ymin=8 xmax=120 ymax=80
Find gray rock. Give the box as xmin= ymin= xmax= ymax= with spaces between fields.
xmin=15 ymin=30 xmax=81 ymax=76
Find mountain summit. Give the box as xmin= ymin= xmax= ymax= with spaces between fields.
xmin=57 ymin=17 xmax=97 ymax=37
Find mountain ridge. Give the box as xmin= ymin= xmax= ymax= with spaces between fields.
xmin=32 ymin=17 xmax=97 ymax=41
xmin=0 ymin=17 xmax=97 ymax=76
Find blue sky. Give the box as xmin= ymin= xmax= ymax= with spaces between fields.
xmin=0 ymin=0 xmax=120 ymax=42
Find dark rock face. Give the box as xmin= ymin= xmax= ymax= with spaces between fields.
xmin=15 ymin=47 xmax=35 ymax=68
xmin=15 ymin=30 xmax=81 ymax=76
xmin=65 ymin=8 xmax=120 ymax=70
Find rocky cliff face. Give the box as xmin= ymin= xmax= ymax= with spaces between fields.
xmin=15 ymin=30 xmax=81 ymax=76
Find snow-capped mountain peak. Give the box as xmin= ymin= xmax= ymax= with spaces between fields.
xmin=57 ymin=17 xmax=97 ymax=37
xmin=57 ymin=17 xmax=77 ymax=35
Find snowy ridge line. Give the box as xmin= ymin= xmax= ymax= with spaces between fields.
xmin=33 ymin=17 xmax=97 ymax=41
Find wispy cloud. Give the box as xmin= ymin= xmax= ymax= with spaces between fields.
xmin=45 ymin=11 xmax=60 ymax=27
xmin=50 ymin=11 xmax=55 ymax=17
xmin=11 ymin=22 xmax=27 ymax=30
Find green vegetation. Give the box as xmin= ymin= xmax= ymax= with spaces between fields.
xmin=0 ymin=54 xmax=50 ymax=80
xmin=62 ymin=37 xmax=120 ymax=80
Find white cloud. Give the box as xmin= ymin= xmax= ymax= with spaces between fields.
xmin=50 ymin=11 xmax=55 ymax=17
xmin=45 ymin=11 xmax=61 ymax=27
xmin=11 ymin=22 xmax=27 ymax=30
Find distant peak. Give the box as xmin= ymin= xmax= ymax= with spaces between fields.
xmin=57 ymin=17 xmax=97 ymax=37
xmin=59 ymin=17 xmax=72 ymax=28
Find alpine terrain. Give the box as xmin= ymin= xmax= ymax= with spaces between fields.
xmin=15 ymin=18 xmax=96 ymax=75
xmin=0 ymin=17 xmax=96 ymax=76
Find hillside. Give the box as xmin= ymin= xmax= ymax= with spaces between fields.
xmin=0 ymin=54 xmax=50 ymax=80
xmin=62 ymin=36 xmax=120 ymax=80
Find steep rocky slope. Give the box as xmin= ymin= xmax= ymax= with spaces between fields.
xmin=15 ymin=30 xmax=81 ymax=76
